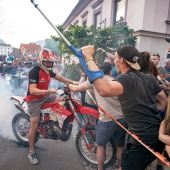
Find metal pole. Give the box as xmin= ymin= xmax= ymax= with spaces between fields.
xmin=30 ymin=0 xmax=71 ymax=46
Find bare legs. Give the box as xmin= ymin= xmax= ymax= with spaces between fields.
xmin=28 ymin=116 xmax=40 ymax=153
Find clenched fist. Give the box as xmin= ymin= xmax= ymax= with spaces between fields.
xmin=81 ymin=45 xmax=94 ymax=62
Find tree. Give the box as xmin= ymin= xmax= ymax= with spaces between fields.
xmin=52 ymin=23 xmax=136 ymax=78
xmin=52 ymin=24 xmax=136 ymax=55
xmin=52 ymin=25 xmax=96 ymax=55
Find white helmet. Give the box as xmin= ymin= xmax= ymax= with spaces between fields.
xmin=38 ymin=48 xmax=55 ymax=71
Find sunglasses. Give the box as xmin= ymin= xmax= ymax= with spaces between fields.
xmin=151 ymin=53 xmax=160 ymax=57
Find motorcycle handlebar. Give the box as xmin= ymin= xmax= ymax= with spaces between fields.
xmin=55 ymin=84 xmax=71 ymax=97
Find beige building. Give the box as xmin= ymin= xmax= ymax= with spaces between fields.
xmin=63 ymin=0 xmax=170 ymax=65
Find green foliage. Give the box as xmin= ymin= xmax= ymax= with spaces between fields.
xmin=52 ymin=23 xmax=136 ymax=79
xmin=52 ymin=25 xmax=96 ymax=55
xmin=52 ymin=23 xmax=136 ymax=55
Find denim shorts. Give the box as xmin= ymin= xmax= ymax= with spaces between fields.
xmin=96 ymin=118 xmax=127 ymax=147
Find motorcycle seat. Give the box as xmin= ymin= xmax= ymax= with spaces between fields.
xmin=41 ymin=99 xmax=63 ymax=109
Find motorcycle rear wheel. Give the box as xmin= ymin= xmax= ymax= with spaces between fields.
xmin=75 ymin=126 xmax=115 ymax=168
xmin=12 ymin=112 xmax=38 ymax=146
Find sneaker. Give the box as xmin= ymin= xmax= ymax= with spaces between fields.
xmin=28 ymin=151 xmax=39 ymax=165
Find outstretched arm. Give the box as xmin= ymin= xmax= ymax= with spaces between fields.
xmin=68 ymin=80 xmax=91 ymax=92
xmin=55 ymin=74 xmax=78 ymax=85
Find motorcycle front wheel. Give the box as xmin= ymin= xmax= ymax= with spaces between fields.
xmin=75 ymin=126 xmax=115 ymax=168
xmin=12 ymin=112 xmax=38 ymax=146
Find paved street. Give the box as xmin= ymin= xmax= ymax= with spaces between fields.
xmin=0 ymin=121 xmax=116 ymax=170
xmin=0 ymin=137 xmax=86 ymax=170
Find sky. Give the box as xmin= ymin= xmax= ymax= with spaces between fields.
xmin=0 ymin=0 xmax=78 ymax=48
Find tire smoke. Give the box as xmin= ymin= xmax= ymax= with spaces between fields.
xmin=0 ymin=77 xmax=17 ymax=140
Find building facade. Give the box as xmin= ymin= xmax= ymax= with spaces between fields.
xmin=63 ymin=0 xmax=170 ymax=65
xmin=20 ymin=43 xmax=41 ymax=58
xmin=0 ymin=43 xmax=13 ymax=56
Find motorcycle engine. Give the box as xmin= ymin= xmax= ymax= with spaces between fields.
xmin=43 ymin=120 xmax=72 ymax=142
xmin=41 ymin=121 xmax=59 ymax=139
xmin=39 ymin=115 xmax=72 ymax=141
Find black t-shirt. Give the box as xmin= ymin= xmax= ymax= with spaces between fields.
xmin=116 ymin=69 xmax=162 ymax=144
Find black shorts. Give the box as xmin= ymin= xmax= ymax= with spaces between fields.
xmin=96 ymin=118 xmax=127 ymax=147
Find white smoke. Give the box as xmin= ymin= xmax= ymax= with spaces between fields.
xmin=0 ymin=76 xmax=17 ymax=140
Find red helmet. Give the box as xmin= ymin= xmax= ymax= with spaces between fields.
xmin=38 ymin=48 xmax=55 ymax=71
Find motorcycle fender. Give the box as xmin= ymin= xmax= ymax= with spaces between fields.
xmin=74 ymin=102 xmax=99 ymax=119
xmin=50 ymin=103 xmax=73 ymax=129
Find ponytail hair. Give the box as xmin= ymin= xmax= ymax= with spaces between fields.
xmin=138 ymin=51 xmax=159 ymax=77
xmin=138 ymin=52 xmax=150 ymax=73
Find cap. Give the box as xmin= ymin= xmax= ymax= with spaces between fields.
xmin=117 ymin=45 xmax=140 ymax=70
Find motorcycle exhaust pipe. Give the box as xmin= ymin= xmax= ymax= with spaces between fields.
xmin=14 ymin=102 xmax=27 ymax=114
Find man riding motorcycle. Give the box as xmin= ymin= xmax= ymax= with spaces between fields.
xmin=26 ymin=48 xmax=77 ymax=165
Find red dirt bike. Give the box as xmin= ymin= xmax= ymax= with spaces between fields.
xmin=11 ymin=85 xmax=115 ymax=168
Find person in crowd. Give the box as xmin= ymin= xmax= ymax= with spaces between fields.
xmin=78 ymin=69 xmax=87 ymax=105
xmin=97 ymin=47 xmax=118 ymax=77
xmin=159 ymin=96 xmax=170 ymax=160
xmin=139 ymin=52 xmax=170 ymax=96
xmin=165 ymin=59 xmax=170 ymax=82
xmin=138 ymin=51 xmax=169 ymax=170
xmin=69 ymin=62 xmax=127 ymax=170
xmin=26 ymin=48 xmax=78 ymax=165
xmin=84 ymin=87 xmax=98 ymax=110
xmin=150 ymin=53 xmax=167 ymax=79
xmin=78 ymin=67 xmax=98 ymax=109
xmin=80 ymin=45 xmax=167 ymax=170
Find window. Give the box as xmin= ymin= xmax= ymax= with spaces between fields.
xmin=73 ymin=20 xmax=79 ymax=25
xmin=81 ymin=11 xmax=88 ymax=27
xmin=82 ymin=19 xmax=87 ymax=26
xmin=165 ymin=1 xmax=170 ymax=24
xmin=94 ymin=11 xmax=102 ymax=28
xmin=115 ymin=0 xmax=126 ymax=22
